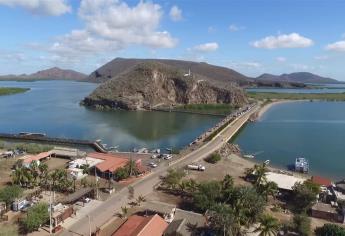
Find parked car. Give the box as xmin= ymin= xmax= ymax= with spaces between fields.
xmin=149 ymin=162 xmax=158 ymax=168
xmin=163 ymin=154 xmax=172 ymax=160
xmin=83 ymin=198 xmax=91 ymax=203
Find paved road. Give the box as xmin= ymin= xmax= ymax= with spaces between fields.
xmin=60 ymin=104 xmax=259 ymax=236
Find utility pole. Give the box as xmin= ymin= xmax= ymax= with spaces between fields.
xmin=87 ymin=215 xmax=91 ymax=236
xmin=94 ymin=167 xmax=98 ymax=200
xmin=49 ymin=185 xmax=53 ymax=235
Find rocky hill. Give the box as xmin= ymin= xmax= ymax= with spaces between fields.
xmin=87 ymin=57 xmax=252 ymax=86
xmin=0 ymin=67 xmax=87 ymax=81
xmin=256 ymin=72 xmax=339 ymax=84
xmin=83 ymin=62 xmax=247 ymax=110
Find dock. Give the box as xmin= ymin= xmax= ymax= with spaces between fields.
xmin=0 ymin=133 xmax=108 ymax=153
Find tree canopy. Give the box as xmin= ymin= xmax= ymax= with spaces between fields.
xmin=315 ymin=224 xmax=345 ymax=236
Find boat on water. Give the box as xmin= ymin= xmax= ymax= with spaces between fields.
xmin=295 ymin=157 xmax=309 ymax=173
xmin=263 ymin=160 xmax=270 ymax=165
xmin=243 ymin=154 xmax=255 ymax=159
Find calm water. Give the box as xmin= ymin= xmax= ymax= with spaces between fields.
xmin=247 ymin=83 xmax=345 ymax=93
xmin=234 ymin=101 xmax=345 ymax=179
xmin=0 ymin=80 xmax=220 ymax=151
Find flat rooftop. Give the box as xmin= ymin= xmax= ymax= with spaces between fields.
xmin=266 ymin=172 xmax=306 ymax=191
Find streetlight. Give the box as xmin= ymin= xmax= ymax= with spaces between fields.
xmin=87 ymin=215 xmax=91 ymax=236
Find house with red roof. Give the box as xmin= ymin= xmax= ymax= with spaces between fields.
xmin=311 ymin=176 xmax=332 ymax=187
xmin=21 ymin=151 xmax=52 ymax=168
xmin=112 ymin=214 xmax=168 ymax=236
xmin=87 ymin=152 xmax=143 ymax=179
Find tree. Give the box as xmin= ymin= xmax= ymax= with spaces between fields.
xmin=22 ymin=203 xmax=49 ymax=233
xmin=293 ymin=214 xmax=311 ymax=236
xmin=258 ymin=181 xmax=278 ymax=201
xmin=227 ymin=186 xmax=266 ymax=228
xmin=29 ymin=161 xmax=39 ymax=187
xmin=204 ymin=153 xmax=221 ymax=164
xmin=292 ymin=180 xmax=320 ymax=213
xmin=120 ymin=206 xmax=129 ymax=219
xmin=252 ymin=164 xmax=268 ymax=187
xmin=136 ymin=195 xmax=146 ymax=206
xmin=255 ymin=214 xmax=280 ymax=236
xmin=315 ymin=223 xmax=345 ymax=236
xmin=192 ymin=181 xmax=223 ymax=212
xmin=161 ymin=168 xmax=186 ymax=190
xmin=0 ymin=185 xmax=23 ymax=208
xmin=207 ymin=203 xmax=238 ymax=236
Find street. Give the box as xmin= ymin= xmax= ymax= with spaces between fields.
xmin=60 ymin=104 xmax=260 ymax=236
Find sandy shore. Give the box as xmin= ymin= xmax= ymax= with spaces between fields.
xmin=257 ymin=99 xmax=303 ymax=120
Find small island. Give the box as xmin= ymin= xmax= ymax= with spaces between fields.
xmin=0 ymin=87 xmax=30 ymax=96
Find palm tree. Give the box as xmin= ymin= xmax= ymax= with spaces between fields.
xmin=38 ymin=163 xmax=48 ymax=187
xmin=259 ymin=181 xmax=278 ymax=201
xmin=222 ymin=174 xmax=234 ymax=190
xmin=120 ymin=206 xmax=129 ymax=219
xmin=253 ymin=164 xmax=268 ymax=187
xmin=185 ymin=179 xmax=199 ymax=194
xmin=12 ymin=167 xmax=25 ymax=186
xmin=136 ymin=195 xmax=146 ymax=206
xmin=29 ymin=161 xmax=39 ymax=187
xmin=254 ymin=214 xmax=280 ymax=236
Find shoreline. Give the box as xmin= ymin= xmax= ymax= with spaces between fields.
xmin=256 ymin=99 xmax=304 ymax=120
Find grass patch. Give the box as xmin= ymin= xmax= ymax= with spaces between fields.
xmin=204 ymin=153 xmax=221 ymax=164
xmin=14 ymin=143 xmax=53 ymax=154
xmin=0 ymin=87 xmax=29 ymax=96
xmin=248 ymin=92 xmax=345 ymax=101
xmin=204 ymin=118 xmax=234 ymax=142
xmin=174 ymin=103 xmax=236 ymax=115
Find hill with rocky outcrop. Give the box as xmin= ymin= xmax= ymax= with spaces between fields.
xmin=256 ymin=72 xmax=339 ymax=84
xmin=0 ymin=67 xmax=87 ymax=81
xmin=83 ymin=62 xmax=248 ymax=110
xmin=87 ymin=58 xmax=252 ymax=86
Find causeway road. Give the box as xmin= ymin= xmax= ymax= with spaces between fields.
xmin=61 ymin=104 xmax=260 ymax=236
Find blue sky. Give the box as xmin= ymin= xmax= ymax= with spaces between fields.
xmin=0 ymin=0 xmax=345 ymax=80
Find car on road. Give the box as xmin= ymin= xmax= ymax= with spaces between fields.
xmin=149 ymin=162 xmax=158 ymax=168
xmin=163 ymin=154 xmax=172 ymax=160
xmin=83 ymin=198 xmax=91 ymax=203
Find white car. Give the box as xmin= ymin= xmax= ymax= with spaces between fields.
xmin=83 ymin=198 xmax=91 ymax=203
xmin=149 ymin=162 xmax=158 ymax=168
xmin=164 ymin=154 xmax=172 ymax=160
xmin=151 ymin=154 xmax=158 ymax=159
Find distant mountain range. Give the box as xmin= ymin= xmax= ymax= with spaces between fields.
xmin=256 ymin=72 xmax=339 ymax=84
xmin=87 ymin=58 xmax=251 ymax=86
xmin=0 ymin=67 xmax=87 ymax=81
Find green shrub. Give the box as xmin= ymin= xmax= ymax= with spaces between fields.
xmin=205 ymin=153 xmax=221 ymax=164
xmin=22 ymin=203 xmax=49 ymax=233
xmin=293 ymin=214 xmax=311 ymax=236
xmin=15 ymin=143 xmax=53 ymax=154
xmin=315 ymin=224 xmax=345 ymax=236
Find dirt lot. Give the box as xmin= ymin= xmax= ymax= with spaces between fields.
xmin=0 ymin=155 xmax=21 ymax=187
xmin=187 ymin=154 xmax=254 ymax=186
xmin=45 ymin=157 xmax=69 ymax=171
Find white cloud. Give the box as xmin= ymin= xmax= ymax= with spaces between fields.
xmin=229 ymin=24 xmax=245 ymax=32
xmin=208 ymin=26 xmax=216 ymax=33
xmin=0 ymin=0 xmax=71 ymax=16
xmin=251 ymin=33 xmax=314 ymax=49
xmin=192 ymin=42 xmax=219 ymax=52
xmin=229 ymin=61 xmax=262 ymax=69
xmin=290 ymin=63 xmax=313 ymax=70
xmin=78 ymin=0 xmax=177 ymax=49
xmin=0 ymin=52 xmax=26 ymax=63
xmin=28 ymin=0 xmax=178 ymax=67
xmin=169 ymin=5 xmax=182 ymax=22
xmin=314 ymin=55 xmax=329 ymax=60
xmin=326 ymin=41 xmax=345 ymax=52
xmin=276 ymin=57 xmax=286 ymax=62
